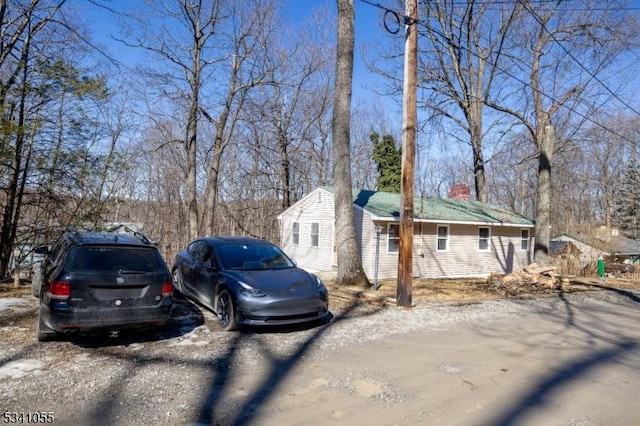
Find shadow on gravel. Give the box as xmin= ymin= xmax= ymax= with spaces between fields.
xmin=490 ymin=339 xmax=637 ymax=426
xmin=486 ymin=287 xmax=639 ymax=425
xmin=582 ymin=283 xmax=640 ymax=303
xmin=77 ymin=295 xmax=382 ymax=426
xmin=66 ymin=298 xmax=205 ymax=348
xmin=196 ymin=298 xmax=381 ymax=426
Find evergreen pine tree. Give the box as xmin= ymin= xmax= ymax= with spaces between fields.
xmin=370 ymin=131 xmax=402 ymax=193
xmin=613 ymin=159 xmax=640 ymax=240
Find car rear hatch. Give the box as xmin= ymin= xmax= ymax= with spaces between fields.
xmin=63 ymin=246 xmax=169 ymax=308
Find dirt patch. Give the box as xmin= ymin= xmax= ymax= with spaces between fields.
xmin=324 ymin=275 xmax=640 ymax=311
xmin=0 ymin=280 xmax=31 ymax=298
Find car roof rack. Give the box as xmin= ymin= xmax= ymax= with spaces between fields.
xmin=133 ymin=231 xmax=151 ymax=245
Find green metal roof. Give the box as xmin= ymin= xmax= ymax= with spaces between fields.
xmin=327 ymin=188 xmax=534 ymax=226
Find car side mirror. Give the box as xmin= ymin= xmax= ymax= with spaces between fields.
xmin=204 ymin=260 xmax=217 ymax=270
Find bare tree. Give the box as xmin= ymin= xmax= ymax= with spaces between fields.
xmin=240 ymin=5 xmax=334 ymax=210
xmin=200 ymin=0 xmax=281 ymax=236
xmin=485 ymin=1 xmax=638 ymax=265
xmin=120 ymin=0 xmax=285 ymax=239
xmin=333 ymin=0 xmax=369 ymax=287
xmin=117 ymin=0 xmax=227 ymax=240
xmin=418 ymin=0 xmax=520 ymax=202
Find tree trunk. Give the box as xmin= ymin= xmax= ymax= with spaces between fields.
xmin=534 ymin=125 xmax=554 ymax=266
xmin=332 ymin=0 xmax=368 ymax=288
xmin=185 ymin=111 xmax=199 ymax=241
xmin=470 ymin=108 xmax=488 ymax=203
xmin=203 ymin=67 xmax=236 ymax=237
xmin=204 ymin=135 xmax=224 ymax=236
xmin=278 ymin=128 xmax=291 ymax=209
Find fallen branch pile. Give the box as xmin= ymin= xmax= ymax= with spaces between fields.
xmin=490 ymin=263 xmax=568 ymax=296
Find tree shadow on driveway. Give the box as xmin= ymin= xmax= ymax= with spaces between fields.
xmin=76 ymin=297 xmax=382 ymax=425
xmin=489 ymin=339 xmax=637 ymax=425
xmin=582 ymin=283 xmax=640 ymax=303
xmin=486 ymin=287 xmax=640 ymax=425
xmin=193 ymin=300 xmax=380 ymax=425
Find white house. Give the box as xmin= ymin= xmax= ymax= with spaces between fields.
xmin=277 ymin=186 xmax=535 ymax=279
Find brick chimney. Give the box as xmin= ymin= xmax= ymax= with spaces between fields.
xmin=448 ymin=183 xmax=471 ymax=201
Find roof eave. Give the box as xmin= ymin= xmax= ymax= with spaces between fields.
xmin=366 ymin=215 xmax=534 ymax=227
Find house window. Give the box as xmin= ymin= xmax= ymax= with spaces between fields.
xmin=388 ymin=224 xmax=400 ymax=253
xmin=437 ymin=225 xmax=449 ymax=251
xmin=310 ymin=222 xmax=319 ymax=247
xmin=479 ymin=227 xmax=490 ymax=251
xmin=292 ymin=222 xmax=299 ymax=245
xmin=521 ymin=229 xmax=529 ymax=250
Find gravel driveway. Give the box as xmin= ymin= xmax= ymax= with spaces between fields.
xmin=1 ymin=287 xmax=639 ymax=425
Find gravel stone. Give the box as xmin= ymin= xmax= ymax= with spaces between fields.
xmin=0 ymin=289 xmax=637 ymax=425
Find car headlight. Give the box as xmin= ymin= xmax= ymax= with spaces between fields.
xmin=315 ymin=275 xmax=327 ymax=293
xmin=238 ymin=281 xmax=266 ymax=297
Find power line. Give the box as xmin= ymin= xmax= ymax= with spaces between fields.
xmin=517 ymin=0 xmax=640 ymax=118
xmin=361 ymin=0 xmax=640 ymax=13
xmin=358 ymin=0 xmax=640 ymax=145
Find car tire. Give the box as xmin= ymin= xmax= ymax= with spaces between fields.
xmin=171 ymin=269 xmax=185 ymax=299
xmin=216 ymin=289 xmax=238 ymax=331
xmin=36 ymin=311 xmax=56 ymax=342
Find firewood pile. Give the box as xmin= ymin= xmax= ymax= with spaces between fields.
xmin=490 ymin=263 xmax=566 ymax=296
xmin=604 ymin=263 xmax=640 ymax=279
xmin=581 ymin=261 xmax=638 ymax=279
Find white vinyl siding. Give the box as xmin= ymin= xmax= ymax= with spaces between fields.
xmin=419 ymin=223 xmax=532 ymax=278
xmin=278 ymin=188 xmax=335 ymax=272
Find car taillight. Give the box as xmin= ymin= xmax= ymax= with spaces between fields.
xmin=161 ymin=280 xmax=173 ymax=297
xmin=49 ymin=280 xmax=70 ymax=300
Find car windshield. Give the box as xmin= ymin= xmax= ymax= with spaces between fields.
xmin=217 ymin=243 xmax=294 ymax=270
xmin=66 ymin=246 xmax=166 ymax=273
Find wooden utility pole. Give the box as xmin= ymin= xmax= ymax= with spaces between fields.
xmin=397 ymin=0 xmax=418 ymax=308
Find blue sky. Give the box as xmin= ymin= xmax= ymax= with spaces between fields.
xmin=284 ymin=0 xmax=399 ymax=103
xmin=82 ymin=0 xmax=401 ymax=111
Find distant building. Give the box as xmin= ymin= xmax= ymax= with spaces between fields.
xmin=553 ymin=227 xmax=640 ymax=266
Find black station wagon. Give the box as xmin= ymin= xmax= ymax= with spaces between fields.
xmin=33 ymin=230 xmax=173 ymax=341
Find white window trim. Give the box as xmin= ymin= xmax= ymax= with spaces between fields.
xmin=292 ymin=222 xmax=300 ymax=245
xmin=521 ymin=228 xmax=530 ymax=251
xmin=437 ymin=225 xmax=449 ymax=252
xmin=387 ymin=223 xmax=400 ymax=253
xmin=310 ymin=222 xmax=319 ymax=248
xmin=478 ymin=226 xmax=491 ymax=251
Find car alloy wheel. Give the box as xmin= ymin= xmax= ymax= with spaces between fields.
xmin=171 ymin=269 xmax=185 ymax=299
xmin=216 ymin=289 xmax=238 ymax=331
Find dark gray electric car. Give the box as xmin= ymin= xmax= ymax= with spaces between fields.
xmin=172 ymin=236 xmax=329 ymax=331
